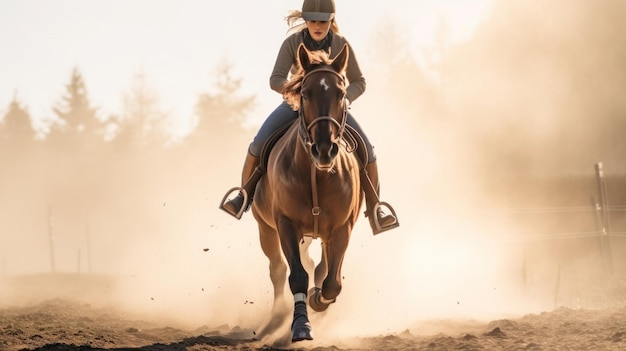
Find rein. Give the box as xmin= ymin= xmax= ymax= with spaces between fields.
xmin=296 ymin=67 xmax=348 ymax=239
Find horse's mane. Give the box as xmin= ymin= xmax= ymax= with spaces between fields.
xmin=282 ymin=50 xmax=341 ymax=111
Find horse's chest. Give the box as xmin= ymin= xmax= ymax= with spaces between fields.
xmin=260 ymin=147 xmax=361 ymax=231
xmin=277 ymin=168 xmax=350 ymax=194
xmin=275 ymin=168 xmax=358 ymax=214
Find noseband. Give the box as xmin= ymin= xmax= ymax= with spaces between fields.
xmin=297 ymin=67 xmax=348 ymax=153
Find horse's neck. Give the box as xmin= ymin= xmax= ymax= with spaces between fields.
xmin=270 ymin=122 xmax=309 ymax=175
xmin=292 ymin=126 xmax=314 ymax=173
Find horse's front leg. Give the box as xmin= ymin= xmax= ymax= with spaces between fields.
xmin=256 ymin=220 xmax=289 ymax=338
xmin=278 ymin=217 xmax=313 ymax=342
xmin=309 ymin=227 xmax=349 ymax=312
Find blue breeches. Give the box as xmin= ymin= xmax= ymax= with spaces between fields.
xmin=248 ymin=101 xmax=376 ymax=163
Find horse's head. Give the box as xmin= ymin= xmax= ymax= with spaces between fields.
xmin=284 ymin=43 xmax=349 ymax=171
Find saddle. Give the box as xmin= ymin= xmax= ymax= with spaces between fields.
xmin=257 ymin=120 xmax=368 ymax=174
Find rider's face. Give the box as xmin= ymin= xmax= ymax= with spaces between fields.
xmin=306 ymin=20 xmax=331 ymax=42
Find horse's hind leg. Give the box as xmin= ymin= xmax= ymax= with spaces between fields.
xmin=309 ymin=242 xmax=330 ymax=312
xmin=314 ymin=242 xmax=328 ymax=288
xmin=299 ymin=237 xmax=316 ymax=283
xmin=257 ymin=221 xmax=290 ymax=338
xmin=309 ymin=228 xmax=349 ymax=312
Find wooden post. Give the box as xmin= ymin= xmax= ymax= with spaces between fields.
xmin=77 ymin=249 xmax=81 ymax=274
xmin=591 ymin=198 xmax=608 ymax=273
xmin=553 ymin=265 xmax=561 ymax=309
xmin=594 ymin=162 xmax=614 ymax=275
xmin=522 ymin=247 xmax=528 ymax=292
xmin=86 ymin=214 xmax=92 ymax=274
xmin=48 ymin=204 xmax=56 ymax=273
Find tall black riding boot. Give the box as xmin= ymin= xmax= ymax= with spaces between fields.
xmin=361 ymin=160 xmax=399 ymax=234
xmin=220 ymin=151 xmax=262 ymax=219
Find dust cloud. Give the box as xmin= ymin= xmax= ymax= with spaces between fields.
xmin=2 ymin=0 xmax=626 ymax=343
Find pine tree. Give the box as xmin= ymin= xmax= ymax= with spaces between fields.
xmin=192 ymin=59 xmax=256 ymax=145
xmin=111 ymin=70 xmax=170 ymax=148
xmin=47 ymin=66 xmax=101 ymax=148
xmin=1 ymin=92 xmax=36 ymax=145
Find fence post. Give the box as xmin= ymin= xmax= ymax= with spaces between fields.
xmin=48 ymin=204 xmax=56 ymax=273
xmin=595 ymin=162 xmax=614 ymax=275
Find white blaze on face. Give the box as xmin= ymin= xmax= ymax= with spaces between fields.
xmin=320 ymin=77 xmax=329 ymax=91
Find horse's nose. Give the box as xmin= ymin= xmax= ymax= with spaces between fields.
xmin=310 ymin=142 xmax=339 ymax=167
xmin=310 ymin=143 xmax=320 ymax=159
xmin=329 ymin=142 xmax=339 ymax=159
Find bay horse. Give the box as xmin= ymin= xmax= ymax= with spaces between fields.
xmin=251 ymin=43 xmax=362 ymax=342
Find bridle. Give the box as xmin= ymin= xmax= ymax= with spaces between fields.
xmin=296 ymin=66 xmax=349 ymax=239
xmin=297 ymin=67 xmax=348 ymax=154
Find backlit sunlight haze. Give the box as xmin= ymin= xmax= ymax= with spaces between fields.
xmin=3 ymin=0 xmax=626 ymax=346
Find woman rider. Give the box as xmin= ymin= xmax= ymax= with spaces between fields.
xmin=220 ymin=0 xmax=398 ymax=234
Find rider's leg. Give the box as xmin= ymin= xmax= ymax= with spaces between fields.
xmin=248 ymin=101 xmax=298 ymax=157
xmin=221 ymin=149 xmax=262 ymax=218
xmin=221 ymin=101 xmax=298 ymax=219
xmin=362 ymin=159 xmax=399 ymax=233
xmin=346 ymin=113 xmax=399 ymax=234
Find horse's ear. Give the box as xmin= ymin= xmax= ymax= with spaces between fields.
xmin=332 ymin=43 xmax=349 ymax=74
xmin=297 ymin=43 xmax=311 ymax=70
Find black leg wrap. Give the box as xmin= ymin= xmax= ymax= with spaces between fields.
xmin=291 ymin=301 xmax=313 ymax=342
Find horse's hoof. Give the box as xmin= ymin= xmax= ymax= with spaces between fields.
xmin=291 ymin=322 xmax=313 ymax=342
xmin=308 ymin=287 xmax=332 ymax=312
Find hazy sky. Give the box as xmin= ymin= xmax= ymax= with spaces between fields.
xmin=0 ymin=0 xmax=491 ymax=135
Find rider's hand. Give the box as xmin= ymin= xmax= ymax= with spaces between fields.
xmin=344 ymin=97 xmax=351 ymax=109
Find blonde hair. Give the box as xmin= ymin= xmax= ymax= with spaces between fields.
xmin=285 ymin=10 xmax=340 ymax=35
xmin=282 ymin=49 xmax=346 ymax=111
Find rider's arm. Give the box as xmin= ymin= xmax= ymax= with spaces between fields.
xmin=343 ymin=40 xmax=366 ymax=104
xmin=270 ymin=34 xmax=299 ymax=94
xmin=329 ymin=33 xmax=366 ymax=103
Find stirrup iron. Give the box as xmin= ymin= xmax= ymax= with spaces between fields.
xmin=369 ymin=201 xmax=399 ymax=235
xmin=219 ymin=187 xmax=249 ymax=219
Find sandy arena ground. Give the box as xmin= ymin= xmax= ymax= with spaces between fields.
xmin=1 ymin=294 xmax=626 ymax=350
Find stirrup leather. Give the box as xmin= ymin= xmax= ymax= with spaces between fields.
xmin=367 ymin=201 xmax=400 ymax=235
xmin=219 ymin=187 xmax=250 ymax=220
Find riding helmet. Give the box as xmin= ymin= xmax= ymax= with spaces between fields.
xmin=302 ymin=0 xmax=335 ymax=21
